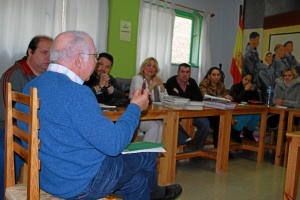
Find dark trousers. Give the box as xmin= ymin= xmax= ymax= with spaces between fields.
xmin=68 ymin=152 xmax=158 ymax=200
xmin=208 ymin=116 xmax=220 ymax=148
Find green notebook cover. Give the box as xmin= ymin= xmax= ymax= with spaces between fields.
xmin=124 ymin=142 xmax=165 ymax=151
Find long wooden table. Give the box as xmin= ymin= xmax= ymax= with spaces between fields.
xmin=103 ymin=105 xmax=176 ymax=185
xmin=229 ymin=105 xmax=268 ymax=163
xmin=103 ymin=104 xmax=274 ymax=185
xmin=175 ymin=105 xmax=268 ymax=170
xmin=174 ymin=108 xmax=229 ymax=173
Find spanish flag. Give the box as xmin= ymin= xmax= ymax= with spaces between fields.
xmin=230 ymin=14 xmax=243 ymax=84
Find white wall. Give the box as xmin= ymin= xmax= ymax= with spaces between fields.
xmin=171 ymin=0 xmax=244 ymax=88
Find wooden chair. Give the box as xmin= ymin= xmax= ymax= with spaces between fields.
xmin=4 ymin=82 xmax=60 ymax=199
xmin=4 ymin=82 xmax=116 ymax=200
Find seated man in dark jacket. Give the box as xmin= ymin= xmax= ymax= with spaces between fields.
xmin=165 ymin=63 xmax=210 ymax=150
xmin=84 ymin=53 xmax=129 ymax=106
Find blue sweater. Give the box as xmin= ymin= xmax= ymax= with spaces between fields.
xmin=17 ymin=71 xmax=141 ymax=198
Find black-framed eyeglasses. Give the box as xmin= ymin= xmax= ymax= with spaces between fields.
xmin=79 ymin=52 xmax=101 ymax=60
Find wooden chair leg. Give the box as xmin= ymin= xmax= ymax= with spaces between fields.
xmin=18 ymin=164 xmax=28 ymax=184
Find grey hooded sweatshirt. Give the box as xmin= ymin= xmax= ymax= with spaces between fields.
xmin=273 ymin=77 xmax=300 ymax=108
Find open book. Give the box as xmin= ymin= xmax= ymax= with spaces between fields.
xmin=122 ymin=142 xmax=166 ymax=154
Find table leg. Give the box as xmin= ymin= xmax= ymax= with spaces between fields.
xmin=274 ymin=110 xmax=286 ymax=165
xmin=216 ymin=111 xmax=231 ymax=173
xmin=284 ymin=112 xmax=296 ymax=167
xmin=257 ymin=110 xmax=267 ymax=163
xmin=158 ymin=111 xmax=178 ymax=185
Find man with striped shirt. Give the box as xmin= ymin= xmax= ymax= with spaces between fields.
xmin=0 ymin=35 xmax=52 ymax=198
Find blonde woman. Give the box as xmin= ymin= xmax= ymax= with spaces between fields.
xmin=129 ymin=57 xmax=167 ymax=142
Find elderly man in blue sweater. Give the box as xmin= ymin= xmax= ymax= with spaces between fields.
xmin=17 ymin=31 xmax=182 ymax=200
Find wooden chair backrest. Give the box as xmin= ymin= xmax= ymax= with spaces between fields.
xmin=4 ymin=82 xmax=40 ymax=199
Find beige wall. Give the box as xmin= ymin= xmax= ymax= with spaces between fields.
xmin=262 ymin=25 xmax=300 ymax=61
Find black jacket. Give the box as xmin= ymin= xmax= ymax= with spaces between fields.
xmin=165 ymin=75 xmax=203 ymax=101
xmin=229 ymin=81 xmax=259 ymax=103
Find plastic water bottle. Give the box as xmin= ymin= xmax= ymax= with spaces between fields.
xmin=266 ymin=85 xmax=273 ymax=107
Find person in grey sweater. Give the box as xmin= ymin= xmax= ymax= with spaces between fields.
xmin=268 ymin=66 xmax=300 ymax=129
xmin=273 ymin=66 xmax=300 ymax=108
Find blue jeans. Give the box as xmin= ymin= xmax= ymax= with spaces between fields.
xmin=0 ymin=126 xmax=24 ymax=198
xmin=68 ymin=152 xmax=158 ymax=200
xmin=233 ymin=114 xmax=261 ymax=131
xmin=192 ymin=117 xmax=210 ymax=149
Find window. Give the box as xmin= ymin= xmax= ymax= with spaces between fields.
xmin=171 ymin=10 xmax=202 ymax=67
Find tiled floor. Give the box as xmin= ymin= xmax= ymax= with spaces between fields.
xmin=175 ymin=150 xmax=300 ymax=200
xmin=112 ymin=149 xmax=300 ymax=200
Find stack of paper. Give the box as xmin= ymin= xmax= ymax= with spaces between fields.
xmin=203 ymin=100 xmax=237 ymax=110
xmin=203 ymin=94 xmax=236 ymax=109
xmin=203 ymin=94 xmax=231 ymax=102
xmin=184 ymin=101 xmax=204 ymax=110
xmin=122 ymin=142 xmax=166 ymax=154
xmin=162 ymin=101 xmax=186 ymax=109
xmin=162 ymin=95 xmax=190 ymax=109
xmin=99 ymin=104 xmax=118 ymax=111
xmin=164 ymin=95 xmax=190 ymax=103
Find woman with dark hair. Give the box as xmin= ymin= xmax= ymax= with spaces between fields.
xmin=199 ymin=67 xmax=234 ymax=147
xmin=229 ymin=73 xmax=261 ymax=141
xmin=200 ymin=67 xmax=233 ymax=100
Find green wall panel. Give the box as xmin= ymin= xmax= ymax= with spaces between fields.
xmin=108 ymin=0 xmax=140 ymax=78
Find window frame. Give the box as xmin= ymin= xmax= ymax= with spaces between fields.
xmin=171 ymin=9 xmax=202 ymax=68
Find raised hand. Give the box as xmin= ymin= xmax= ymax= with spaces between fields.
xmin=99 ymin=73 xmax=110 ymax=87
xmin=244 ymin=83 xmax=254 ymax=91
xmin=130 ymin=89 xmax=149 ymax=111
xmin=150 ymin=76 xmax=165 ymax=92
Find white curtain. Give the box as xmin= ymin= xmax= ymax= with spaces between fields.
xmin=65 ymin=0 xmax=108 ymax=53
xmin=197 ymin=12 xmax=212 ymax=83
xmin=0 ymin=0 xmax=108 ymax=76
xmin=136 ymin=0 xmax=175 ymax=82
